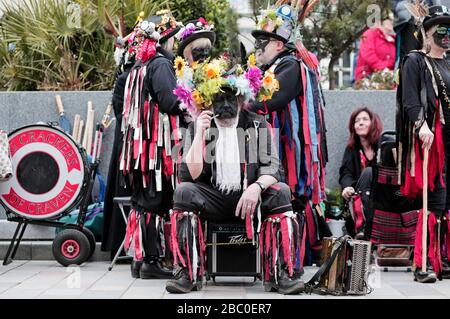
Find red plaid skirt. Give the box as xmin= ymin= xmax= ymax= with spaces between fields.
xmin=371 ymin=209 xmax=419 ymax=245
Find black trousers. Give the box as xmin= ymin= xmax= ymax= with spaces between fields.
xmin=173 ymin=182 xmax=293 ymax=222
xmin=427 ymin=136 xmax=450 ymax=216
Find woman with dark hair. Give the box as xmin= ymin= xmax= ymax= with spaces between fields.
xmin=339 ymin=107 xmax=383 ymax=238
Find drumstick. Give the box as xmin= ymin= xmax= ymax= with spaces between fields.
xmin=55 ymin=95 xmax=72 ymax=134
xmin=72 ymin=114 xmax=81 ymax=140
xmin=77 ymin=120 xmax=84 ymax=144
xmin=92 ymin=123 xmax=100 ymax=163
xmin=97 ymin=126 xmax=104 ymax=161
xmin=82 ymin=101 xmax=93 ymax=149
xmin=86 ymin=109 xmax=95 ymax=156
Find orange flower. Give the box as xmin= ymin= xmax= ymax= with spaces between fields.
xmin=263 ymin=74 xmax=274 ymax=87
xmin=207 ymin=68 xmax=218 ymax=78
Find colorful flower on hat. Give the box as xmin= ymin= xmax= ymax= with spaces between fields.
xmin=179 ymin=23 xmax=196 ymax=41
xmin=198 ymin=17 xmax=208 ymax=26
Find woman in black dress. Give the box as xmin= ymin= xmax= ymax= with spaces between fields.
xmin=339 ymin=107 xmax=382 ymax=238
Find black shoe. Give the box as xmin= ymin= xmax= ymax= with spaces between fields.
xmin=140 ymin=261 xmax=173 ymax=279
xmin=263 ymin=269 xmax=305 ymax=295
xmin=131 ymin=260 xmax=142 ymax=278
xmin=165 ymin=268 xmax=203 ymax=294
xmin=414 ymin=268 xmax=437 ymax=283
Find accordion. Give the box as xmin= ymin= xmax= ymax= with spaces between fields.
xmin=319 ymin=237 xmax=372 ymax=295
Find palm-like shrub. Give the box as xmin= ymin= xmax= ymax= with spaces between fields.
xmin=0 ymin=0 xmax=238 ymax=91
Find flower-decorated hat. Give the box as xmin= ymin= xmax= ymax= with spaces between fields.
xmin=173 ymin=54 xmax=279 ymax=117
xmin=176 ymin=18 xmax=216 ymax=56
xmin=252 ymin=4 xmax=295 ymax=44
xmin=251 ymin=1 xmax=319 ymax=50
xmin=146 ymin=9 xmax=182 ymax=43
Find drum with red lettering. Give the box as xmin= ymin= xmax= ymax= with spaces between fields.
xmin=0 ymin=124 xmax=89 ymax=220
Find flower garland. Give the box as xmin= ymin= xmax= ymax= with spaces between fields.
xmin=257 ymin=9 xmax=285 ymax=33
xmin=173 ymin=54 xmax=279 ymax=116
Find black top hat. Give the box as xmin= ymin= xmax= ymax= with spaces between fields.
xmin=423 ymin=5 xmax=450 ymax=30
xmin=177 ymin=18 xmax=216 ymax=56
xmin=251 ymin=5 xmax=296 ymax=49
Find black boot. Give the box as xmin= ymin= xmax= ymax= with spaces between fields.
xmin=414 ymin=267 xmax=437 ymax=283
xmin=264 ymin=269 xmax=305 ymax=295
xmin=165 ymin=268 xmax=203 ymax=294
xmin=131 ymin=260 xmax=142 ymax=278
xmin=442 ymin=258 xmax=450 ymax=279
xmin=140 ymin=260 xmax=173 ymax=279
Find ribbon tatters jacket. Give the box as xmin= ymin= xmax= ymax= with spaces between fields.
xmin=253 ymin=52 xmax=328 ymax=206
xmin=120 ymin=50 xmax=182 ymax=260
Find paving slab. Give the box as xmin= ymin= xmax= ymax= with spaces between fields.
xmin=0 ymin=261 xmax=447 ymax=299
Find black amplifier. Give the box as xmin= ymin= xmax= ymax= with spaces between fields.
xmin=206 ymin=222 xmax=260 ymax=279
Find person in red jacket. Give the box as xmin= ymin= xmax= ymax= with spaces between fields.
xmin=354 ymin=18 xmax=396 ymax=81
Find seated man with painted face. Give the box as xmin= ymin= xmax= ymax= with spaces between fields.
xmin=166 ymin=58 xmax=305 ymax=294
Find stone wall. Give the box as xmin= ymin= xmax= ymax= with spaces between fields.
xmin=0 ymin=90 xmax=397 ymax=239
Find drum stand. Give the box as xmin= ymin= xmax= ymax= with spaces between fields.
xmin=2 ymin=159 xmax=101 ymax=266
xmin=2 ymin=215 xmax=86 ymax=266
xmin=108 ymin=196 xmax=133 ymax=271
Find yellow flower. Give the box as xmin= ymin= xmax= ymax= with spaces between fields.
xmin=192 ymin=90 xmax=204 ymax=105
xmin=174 ymin=56 xmax=185 ymax=77
xmin=191 ymin=61 xmax=199 ymax=70
xmin=259 ymin=93 xmax=272 ymax=102
xmin=248 ymin=53 xmax=256 ymax=67
xmin=204 ymin=63 xmax=220 ymax=78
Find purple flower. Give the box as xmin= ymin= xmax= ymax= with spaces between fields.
xmin=245 ymin=66 xmax=263 ymax=95
xmin=180 ymin=23 xmax=196 ymax=41
xmin=173 ymin=85 xmax=194 ymax=113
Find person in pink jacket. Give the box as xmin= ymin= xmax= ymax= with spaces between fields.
xmin=354 ymin=19 xmax=396 ymax=81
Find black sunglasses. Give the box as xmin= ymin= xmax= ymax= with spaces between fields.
xmin=254 ymin=38 xmax=274 ymax=50
xmin=436 ymin=26 xmax=450 ymax=35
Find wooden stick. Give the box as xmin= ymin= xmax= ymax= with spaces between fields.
xmin=86 ymin=109 xmax=95 ymax=156
xmin=55 ymin=94 xmax=65 ymax=114
xmin=72 ymin=114 xmax=81 ymax=140
xmin=82 ymin=101 xmax=93 ymax=149
xmin=422 ymin=148 xmax=429 ymax=272
xmin=77 ymin=120 xmax=84 ymax=144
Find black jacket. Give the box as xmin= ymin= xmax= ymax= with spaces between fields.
xmin=249 ymin=51 xmax=303 ymax=114
xmin=130 ymin=47 xmax=182 ymax=211
xmin=396 ymin=51 xmax=442 ymax=184
xmin=134 ymin=47 xmax=182 ymax=116
xmin=179 ymin=110 xmax=282 ymax=188
xmin=339 ymin=145 xmax=377 ymax=189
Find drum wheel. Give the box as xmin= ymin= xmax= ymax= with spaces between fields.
xmin=81 ymin=228 xmax=96 ymax=260
xmin=52 ymin=229 xmax=90 ymax=267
